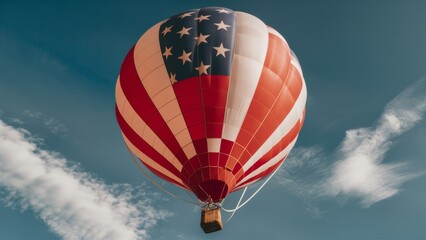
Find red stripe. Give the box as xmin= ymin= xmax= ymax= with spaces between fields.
xmin=201 ymin=75 xmax=229 ymax=138
xmin=119 ymin=47 xmax=188 ymax=165
xmin=173 ymin=77 xmax=206 ymax=155
xmin=116 ymin=105 xmax=183 ymax=182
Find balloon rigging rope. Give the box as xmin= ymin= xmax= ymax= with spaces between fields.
xmin=223 ymin=186 xmax=247 ymax=224
xmin=221 ymin=163 xmax=282 ymax=213
xmin=126 ymin=146 xmax=202 ymax=206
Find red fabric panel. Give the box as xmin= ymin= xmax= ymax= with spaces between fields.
xmin=200 ymin=75 xmax=229 ymax=138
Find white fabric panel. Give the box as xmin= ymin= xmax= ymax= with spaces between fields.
xmin=133 ymin=22 xmax=163 ymax=63
xmin=242 ymin=74 xmax=307 ymax=171
xmin=207 ymin=138 xmax=221 ymax=152
xmin=133 ymin=20 xmax=197 ymax=161
xmin=236 ymin=137 xmax=298 ymax=188
xmin=291 ymin=56 xmax=304 ymax=77
xmin=222 ymin=12 xmax=269 ymax=141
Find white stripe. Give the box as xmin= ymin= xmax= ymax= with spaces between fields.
xmin=236 ymin=136 xmax=298 ymax=188
xmin=291 ymin=54 xmax=303 ymax=77
xmin=222 ymin=12 xmax=269 ymax=141
xmin=133 ymin=21 xmax=197 ymax=161
xmin=242 ymin=70 xmax=307 ymax=171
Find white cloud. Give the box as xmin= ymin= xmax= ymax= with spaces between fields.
xmin=0 ymin=119 xmax=171 ymax=240
xmin=326 ymin=79 xmax=426 ymax=207
xmin=278 ymin=79 xmax=426 ymax=207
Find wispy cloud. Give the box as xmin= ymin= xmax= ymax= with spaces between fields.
xmin=278 ymin=78 xmax=426 ymax=208
xmin=326 ymin=79 xmax=426 ymax=206
xmin=276 ymin=146 xmax=328 ymax=217
xmin=0 ymin=119 xmax=170 ymax=240
xmin=23 ymin=110 xmax=69 ymax=137
xmin=276 ymin=146 xmax=327 ymax=198
xmin=23 ymin=110 xmax=43 ymax=119
xmin=8 ymin=117 xmax=24 ymax=124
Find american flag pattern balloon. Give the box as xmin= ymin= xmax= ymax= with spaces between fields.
xmin=116 ymin=7 xmax=307 ymax=202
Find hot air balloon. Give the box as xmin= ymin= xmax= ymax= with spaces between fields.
xmin=116 ymin=7 xmax=306 ymax=233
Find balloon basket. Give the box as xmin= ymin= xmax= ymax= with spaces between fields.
xmin=200 ymin=206 xmax=223 ymax=233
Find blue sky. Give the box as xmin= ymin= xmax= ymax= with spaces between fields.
xmin=1 ymin=1 xmax=426 ymax=239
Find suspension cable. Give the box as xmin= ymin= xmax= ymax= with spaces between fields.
xmin=224 ymin=186 xmax=247 ymax=223
xmin=221 ymin=164 xmax=282 ymax=213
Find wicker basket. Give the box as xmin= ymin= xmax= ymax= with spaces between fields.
xmin=200 ymin=207 xmax=223 ymax=233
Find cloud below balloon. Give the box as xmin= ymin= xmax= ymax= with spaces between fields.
xmin=0 ymin=119 xmax=171 ymax=240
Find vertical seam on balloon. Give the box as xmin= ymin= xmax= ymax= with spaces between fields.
xmin=194 ymin=8 xmax=210 ymax=190
xmin=218 ymin=10 xmax=238 ymax=201
xmin=183 ymin=8 xmax=205 ymax=197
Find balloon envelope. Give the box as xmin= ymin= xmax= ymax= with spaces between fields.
xmin=116 ymin=7 xmax=306 ymax=202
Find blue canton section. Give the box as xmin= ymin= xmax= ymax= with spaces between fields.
xmin=159 ymin=7 xmax=236 ymax=82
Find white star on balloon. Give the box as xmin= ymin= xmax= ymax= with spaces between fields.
xmin=195 ymin=61 xmax=211 ymax=75
xmin=170 ymin=72 xmax=177 ymax=84
xmin=177 ymin=26 xmax=192 ymax=38
xmin=179 ymin=12 xmax=195 ymax=19
xmin=195 ymin=33 xmax=210 ymax=46
xmin=161 ymin=25 xmax=173 ymax=36
xmin=178 ymin=50 xmax=192 ymax=65
xmin=216 ymin=9 xmax=231 ymax=14
xmin=213 ymin=43 xmax=230 ymax=57
xmin=162 ymin=46 xmax=173 ymax=59
xmin=214 ymin=21 xmax=231 ymax=31
xmin=194 ymin=15 xmax=211 ymax=22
